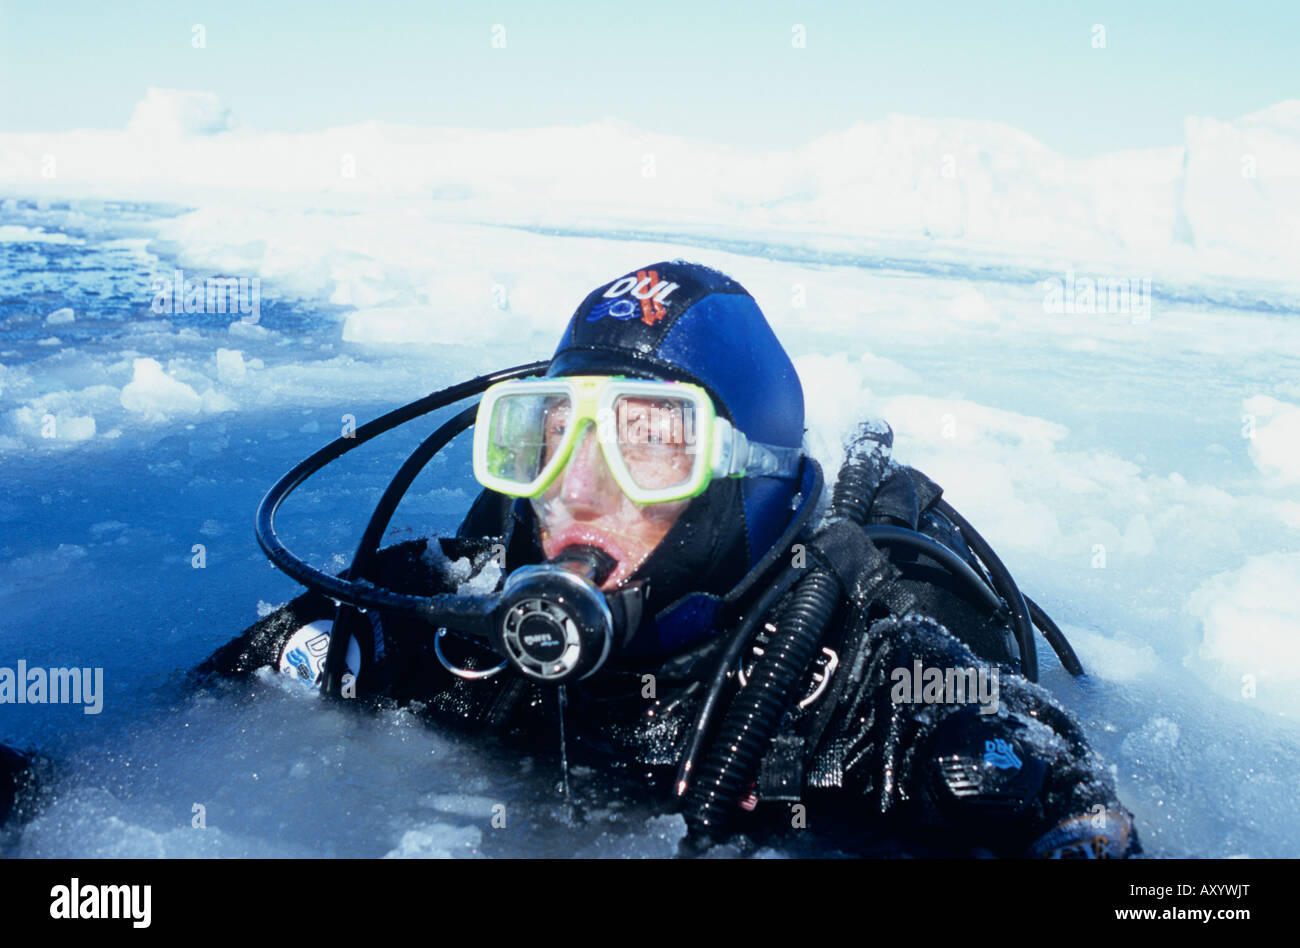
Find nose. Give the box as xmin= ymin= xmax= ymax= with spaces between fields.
xmin=558 ymin=423 xmax=622 ymax=519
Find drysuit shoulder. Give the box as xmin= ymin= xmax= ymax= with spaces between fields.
xmin=457 ymin=487 xmax=513 ymax=539
xmin=825 ymin=613 xmax=1138 ymax=857
xmin=199 ymin=538 xmax=444 ymax=679
xmin=457 ymin=488 xmax=545 ymax=571
xmin=860 ymin=465 xmax=1016 ymax=667
xmin=197 ymin=588 xmax=335 ymax=678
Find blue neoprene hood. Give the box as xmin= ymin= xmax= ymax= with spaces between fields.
xmin=543 ymin=260 xmax=807 ymax=654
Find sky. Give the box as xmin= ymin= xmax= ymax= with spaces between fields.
xmin=0 ymin=1 xmax=1296 ymax=157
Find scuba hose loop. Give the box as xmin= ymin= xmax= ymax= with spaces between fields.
xmin=826 ymin=419 xmax=895 ymax=526
xmin=673 ymin=458 xmax=825 ymax=799
xmin=674 ymin=565 xmax=804 ymax=799
xmin=934 ymin=499 xmax=1039 ymax=681
xmin=681 ymin=423 xmax=892 ymax=839
xmin=862 ymin=525 xmax=1007 ymax=616
xmin=1025 ymin=594 xmax=1085 ymax=677
xmin=683 ymin=568 xmax=841 ymax=832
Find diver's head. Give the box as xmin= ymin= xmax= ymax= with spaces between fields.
xmin=474 ymin=260 xmax=806 ymax=654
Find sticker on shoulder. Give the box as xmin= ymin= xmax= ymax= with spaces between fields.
xmin=277 ymin=620 xmax=360 ymax=688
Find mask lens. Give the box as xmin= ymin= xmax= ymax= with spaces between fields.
xmin=485 ymin=392 xmax=571 ymax=487
xmin=613 ymin=395 xmax=700 ymax=491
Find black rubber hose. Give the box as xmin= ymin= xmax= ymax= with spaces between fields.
xmin=673 ymin=459 xmax=825 ymax=799
xmin=827 ymin=422 xmax=894 ymax=524
xmin=324 ymin=404 xmax=483 ymax=692
xmin=254 ymin=361 xmax=547 ymax=693
xmin=1025 ymin=595 xmax=1085 ymax=677
xmin=350 ymin=404 xmax=479 ymax=576
xmin=723 ymin=458 xmax=824 ymax=605
xmin=681 ymin=424 xmax=889 ymax=838
xmin=934 ymin=499 xmax=1038 ymax=682
xmin=673 ymin=564 xmax=805 ymax=800
xmin=863 ymin=525 xmax=1007 ymax=616
xmin=255 ymin=360 xmax=548 ymax=589
xmin=683 ymin=567 xmax=842 ymax=834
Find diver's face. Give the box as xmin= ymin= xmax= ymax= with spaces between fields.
xmin=531 ymin=422 xmax=690 ymax=590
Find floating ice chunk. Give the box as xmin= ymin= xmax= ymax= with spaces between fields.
xmin=1243 ymin=395 xmax=1300 ymax=485
xmin=457 ymin=559 xmax=502 ymax=594
xmin=1187 ymin=551 xmax=1300 ymax=710
xmin=948 ymin=285 xmax=998 ymax=323
xmin=702 ymin=841 xmax=746 ymax=858
xmin=424 ymin=539 xmax=504 ymax=592
xmin=423 ymin=541 xmax=472 ymax=586
xmin=127 ymin=87 xmax=237 ymax=137
xmin=58 ymin=415 xmax=96 ymax=441
xmin=1120 ymin=513 xmax=1156 ymax=557
xmin=119 ymin=357 xmax=202 ymax=420
xmin=572 ymin=813 xmax=687 ymax=858
xmin=342 ymin=306 xmax=441 ymax=345
xmin=382 ymin=822 xmax=481 ymax=858
xmin=215 ymin=348 xmax=246 ymax=384
xmin=5 ymin=543 xmax=89 ymax=578
xmin=227 ymin=320 xmax=269 ymax=340
xmin=46 ymin=307 xmax=75 ymax=325
xmin=343 ymin=304 xmax=505 ymax=346
xmin=200 ymin=388 xmax=237 ymax=413
xmin=1119 ymin=716 xmax=1182 ymax=774
xmin=0 ymin=225 xmax=79 ymax=244
xmin=421 ymin=793 xmax=500 ymax=819
xmin=257 ymin=600 xmax=286 ymax=618
xmin=340 ymin=277 xmax=397 ymax=309
xmin=1063 ymin=626 xmax=1160 ymax=682
xmin=7 ymin=406 xmax=95 ymax=443
xmin=645 ymin=812 xmax=688 ymax=845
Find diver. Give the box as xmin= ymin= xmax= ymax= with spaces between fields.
xmin=198 ymin=259 xmax=1140 ymax=858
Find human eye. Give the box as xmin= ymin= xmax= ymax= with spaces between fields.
xmin=650 ymin=401 xmax=685 ymax=445
xmin=543 ymin=401 xmax=570 ymax=442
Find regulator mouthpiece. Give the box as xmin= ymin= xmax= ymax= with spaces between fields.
xmin=495 ymin=548 xmax=619 ymax=682
xmin=548 ymin=544 xmax=617 ymax=587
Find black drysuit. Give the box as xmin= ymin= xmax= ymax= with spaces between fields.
xmin=200 ymin=462 xmax=1139 ymax=858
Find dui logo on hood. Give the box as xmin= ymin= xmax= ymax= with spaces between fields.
xmin=585 ymin=269 xmax=680 ymax=327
